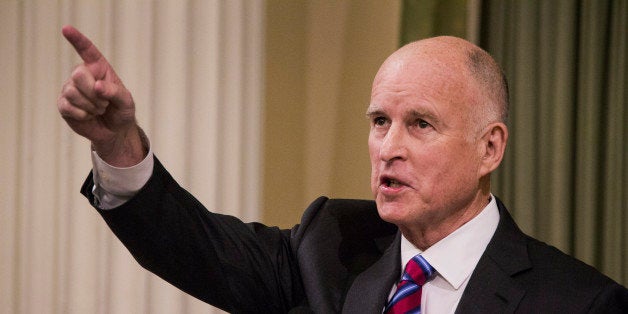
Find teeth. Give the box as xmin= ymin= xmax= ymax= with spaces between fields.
xmin=388 ymin=179 xmax=401 ymax=188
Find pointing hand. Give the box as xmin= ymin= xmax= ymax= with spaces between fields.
xmin=57 ymin=25 xmax=145 ymax=166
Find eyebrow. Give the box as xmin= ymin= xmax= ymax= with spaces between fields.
xmin=365 ymin=106 xmax=441 ymax=125
xmin=407 ymin=109 xmax=440 ymax=124
xmin=365 ymin=108 xmax=384 ymax=117
xmin=365 ymin=104 xmax=382 ymax=117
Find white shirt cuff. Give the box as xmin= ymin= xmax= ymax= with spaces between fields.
xmin=91 ymin=145 xmax=154 ymax=210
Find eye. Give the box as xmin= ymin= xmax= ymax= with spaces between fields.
xmin=373 ymin=116 xmax=388 ymax=127
xmin=417 ymin=119 xmax=431 ymax=129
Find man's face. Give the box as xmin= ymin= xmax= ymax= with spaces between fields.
xmin=368 ymin=52 xmax=485 ymax=230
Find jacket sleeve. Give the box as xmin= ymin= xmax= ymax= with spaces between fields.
xmin=81 ymin=156 xmax=306 ymax=313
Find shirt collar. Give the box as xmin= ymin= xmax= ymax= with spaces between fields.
xmin=399 ymin=195 xmax=500 ymax=289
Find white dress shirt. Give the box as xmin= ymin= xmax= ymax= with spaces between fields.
xmin=389 ymin=196 xmax=500 ymax=314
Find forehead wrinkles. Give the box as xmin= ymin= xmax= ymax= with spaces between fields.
xmin=375 ymin=50 xmax=468 ymax=89
xmin=371 ymin=62 xmax=468 ymax=110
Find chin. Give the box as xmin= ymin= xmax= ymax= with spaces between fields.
xmin=375 ymin=199 xmax=410 ymax=225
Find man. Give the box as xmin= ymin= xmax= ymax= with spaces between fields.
xmin=58 ymin=25 xmax=627 ymax=313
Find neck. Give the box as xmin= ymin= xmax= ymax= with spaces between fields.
xmin=401 ymin=190 xmax=491 ymax=251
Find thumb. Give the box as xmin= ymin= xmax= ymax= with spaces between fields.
xmin=94 ymin=80 xmax=133 ymax=108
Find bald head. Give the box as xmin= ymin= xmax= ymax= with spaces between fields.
xmin=374 ymin=36 xmax=509 ymax=133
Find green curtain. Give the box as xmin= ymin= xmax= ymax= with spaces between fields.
xmin=401 ymin=0 xmax=627 ymax=285
xmin=400 ymin=0 xmax=467 ymax=44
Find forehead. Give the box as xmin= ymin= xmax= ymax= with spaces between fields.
xmin=369 ymin=57 xmax=472 ymax=115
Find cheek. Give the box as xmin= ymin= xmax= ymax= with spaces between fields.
xmin=368 ymin=134 xmax=380 ymax=161
xmin=432 ymin=145 xmax=480 ymax=188
xmin=369 ymin=162 xmax=380 ymax=196
xmin=368 ymin=136 xmax=380 ymax=190
xmin=415 ymin=143 xmax=473 ymax=180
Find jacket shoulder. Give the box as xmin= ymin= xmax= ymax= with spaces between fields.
xmin=489 ymin=199 xmax=628 ymax=311
xmin=292 ymin=197 xmax=396 ymax=246
xmin=289 ymin=197 xmax=398 ymax=313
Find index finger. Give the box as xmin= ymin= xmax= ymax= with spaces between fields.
xmin=62 ymin=25 xmax=104 ymax=64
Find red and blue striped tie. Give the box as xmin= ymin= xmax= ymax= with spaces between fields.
xmin=384 ymin=254 xmax=435 ymax=314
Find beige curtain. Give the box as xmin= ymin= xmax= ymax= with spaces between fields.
xmin=480 ymin=0 xmax=627 ymax=285
xmin=0 ymin=1 xmax=263 ymax=313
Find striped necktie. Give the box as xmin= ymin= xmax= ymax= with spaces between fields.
xmin=384 ymin=254 xmax=435 ymax=314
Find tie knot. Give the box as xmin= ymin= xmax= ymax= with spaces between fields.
xmin=402 ymin=254 xmax=435 ymax=286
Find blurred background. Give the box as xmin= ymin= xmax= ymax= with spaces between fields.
xmin=1 ymin=0 xmax=625 ymax=313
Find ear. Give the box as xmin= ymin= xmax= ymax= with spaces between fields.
xmin=478 ymin=122 xmax=508 ymax=177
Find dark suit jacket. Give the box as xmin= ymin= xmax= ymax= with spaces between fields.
xmin=82 ymin=157 xmax=628 ymax=313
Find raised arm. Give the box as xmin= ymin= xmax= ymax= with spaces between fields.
xmin=57 ymin=25 xmax=145 ymax=167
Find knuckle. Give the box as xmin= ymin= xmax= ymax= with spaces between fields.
xmin=62 ymin=107 xmax=89 ymax=121
xmin=71 ymin=65 xmax=86 ymax=79
xmin=61 ymin=81 xmax=71 ymax=94
xmin=71 ymin=69 xmax=83 ymax=82
xmin=62 ymin=83 xmax=78 ymax=99
xmin=58 ymin=100 xmax=74 ymax=116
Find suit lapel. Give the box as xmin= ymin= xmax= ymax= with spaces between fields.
xmin=455 ymin=199 xmax=530 ymax=314
xmin=342 ymin=232 xmax=401 ymax=313
xmin=454 ymin=256 xmax=526 ymax=313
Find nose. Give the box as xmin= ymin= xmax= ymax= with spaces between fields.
xmin=378 ymin=124 xmax=407 ymax=162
